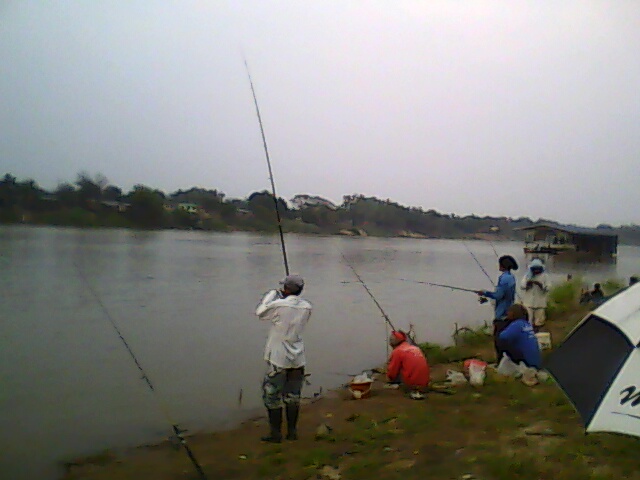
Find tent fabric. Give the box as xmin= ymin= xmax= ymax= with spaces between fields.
xmin=588 ymin=348 xmax=640 ymax=435
xmin=592 ymin=283 xmax=640 ymax=344
xmin=546 ymin=314 xmax=633 ymax=426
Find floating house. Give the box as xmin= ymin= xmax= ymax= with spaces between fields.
xmin=516 ymin=223 xmax=618 ymax=259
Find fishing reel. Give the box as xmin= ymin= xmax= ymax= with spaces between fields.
xmin=478 ymin=296 xmax=488 ymax=304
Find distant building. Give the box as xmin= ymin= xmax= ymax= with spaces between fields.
xmin=516 ymin=223 xmax=617 ymax=259
xmin=101 ymin=200 xmax=130 ymax=212
xmin=178 ymin=203 xmax=199 ymax=214
xmin=291 ymin=194 xmax=337 ymax=210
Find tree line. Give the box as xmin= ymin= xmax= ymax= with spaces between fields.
xmin=1 ymin=172 xmax=639 ymax=243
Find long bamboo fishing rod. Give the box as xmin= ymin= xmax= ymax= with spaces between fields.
xmin=341 ymin=255 xmax=396 ymax=331
xmin=243 ymin=57 xmax=290 ymax=276
xmin=76 ymin=263 xmax=208 ymax=480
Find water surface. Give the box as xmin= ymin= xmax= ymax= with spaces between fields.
xmin=1 ymin=226 xmax=638 ymax=479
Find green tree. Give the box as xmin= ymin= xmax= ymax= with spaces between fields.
xmin=16 ymin=179 xmax=44 ymax=211
xmin=127 ymin=185 xmax=165 ymax=228
xmin=170 ymin=208 xmax=197 ymax=229
xmin=75 ymin=172 xmax=103 ymax=208
xmin=103 ymin=185 xmax=123 ymax=201
xmin=55 ymin=183 xmax=78 ymax=208
xmin=0 ymin=173 xmax=17 ymax=208
xmin=248 ymin=191 xmax=291 ymax=222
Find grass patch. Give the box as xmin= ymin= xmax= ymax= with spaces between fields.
xmin=602 ymin=278 xmax=626 ymax=295
xmin=548 ymin=278 xmax=583 ymax=314
xmin=297 ymin=447 xmax=333 ymax=468
xmin=343 ymin=457 xmax=388 ymax=477
xmin=419 ymin=324 xmax=493 ymax=364
xmin=64 ymin=450 xmax=115 ymax=468
xmin=419 ymin=343 xmax=468 ymax=364
xmin=454 ymin=325 xmax=491 ymax=347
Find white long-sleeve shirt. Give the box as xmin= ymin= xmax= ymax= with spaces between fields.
xmin=519 ymin=273 xmax=550 ymax=309
xmin=256 ymin=290 xmax=312 ymax=369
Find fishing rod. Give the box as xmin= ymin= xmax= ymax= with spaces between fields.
xmin=341 ymin=255 xmax=396 ymax=332
xmin=76 ymin=264 xmax=208 ymax=480
xmin=243 ymin=56 xmax=290 ymax=276
xmin=398 ymin=278 xmax=488 ymax=303
xmin=398 ymin=278 xmax=479 ymax=293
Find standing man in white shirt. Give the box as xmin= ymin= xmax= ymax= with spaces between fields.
xmin=519 ymin=258 xmax=550 ymax=331
xmin=256 ymin=274 xmax=312 ymax=443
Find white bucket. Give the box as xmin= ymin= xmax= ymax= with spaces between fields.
xmin=535 ymin=332 xmax=552 ymax=350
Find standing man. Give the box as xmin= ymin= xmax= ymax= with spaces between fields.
xmin=477 ymin=255 xmax=518 ymax=361
xmin=520 ymin=258 xmax=550 ymax=331
xmin=256 ymin=274 xmax=312 ymax=443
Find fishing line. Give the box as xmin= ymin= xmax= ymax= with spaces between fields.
xmin=488 ymin=240 xmax=499 ymax=259
xmin=242 ymin=56 xmax=290 ymax=276
xmin=341 ymin=255 xmax=396 ymax=332
xmin=75 ymin=263 xmax=208 ymax=480
xmin=462 ymin=241 xmax=495 ymax=287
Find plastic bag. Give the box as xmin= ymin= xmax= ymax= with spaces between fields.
xmin=445 ymin=370 xmax=468 ymax=386
xmin=496 ymin=353 xmax=519 ymax=377
xmin=536 ymin=370 xmax=550 ymax=382
xmin=521 ymin=365 xmax=539 ymax=386
xmin=516 ymin=362 xmax=530 ymax=377
xmin=352 ymin=372 xmax=373 ymax=384
xmin=468 ymin=363 xmax=487 ymax=387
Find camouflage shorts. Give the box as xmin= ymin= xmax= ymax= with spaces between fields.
xmin=262 ymin=363 xmax=305 ymax=410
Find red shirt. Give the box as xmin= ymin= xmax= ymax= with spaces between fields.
xmin=387 ymin=342 xmax=430 ymax=387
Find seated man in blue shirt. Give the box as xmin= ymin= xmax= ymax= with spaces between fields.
xmin=497 ymin=304 xmax=542 ymax=369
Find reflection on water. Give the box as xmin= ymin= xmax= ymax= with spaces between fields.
xmin=0 ymin=226 xmax=638 ymax=479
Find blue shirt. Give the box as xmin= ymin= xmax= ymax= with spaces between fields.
xmin=498 ymin=318 xmax=541 ymax=369
xmin=483 ymin=271 xmax=516 ymax=320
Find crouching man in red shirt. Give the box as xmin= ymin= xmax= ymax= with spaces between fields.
xmin=386 ymin=331 xmax=430 ymax=397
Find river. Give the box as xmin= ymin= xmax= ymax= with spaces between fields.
xmin=1 ymin=226 xmax=638 ymax=479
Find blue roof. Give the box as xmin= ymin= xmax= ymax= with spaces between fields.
xmin=516 ymin=223 xmax=617 ymax=238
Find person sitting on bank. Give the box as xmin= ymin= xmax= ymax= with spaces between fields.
xmin=476 ymin=255 xmax=518 ymax=361
xmin=591 ymin=283 xmax=605 ymax=301
xmin=580 ymin=283 xmax=606 ymax=306
xmin=386 ymin=330 xmax=430 ymax=391
xmin=497 ymin=304 xmax=541 ymax=370
xmin=520 ymin=258 xmax=550 ymax=331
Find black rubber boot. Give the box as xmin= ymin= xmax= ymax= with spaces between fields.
xmin=261 ymin=408 xmax=282 ymax=443
xmin=285 ymin=404 xmax=300 ymax=440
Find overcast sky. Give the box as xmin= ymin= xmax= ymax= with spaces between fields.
xmin=1 ymin=1 xmax=639 ymax=226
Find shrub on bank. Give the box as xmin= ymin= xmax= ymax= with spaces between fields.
xmin=547 ymin=278 xmax=582 ymax=315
